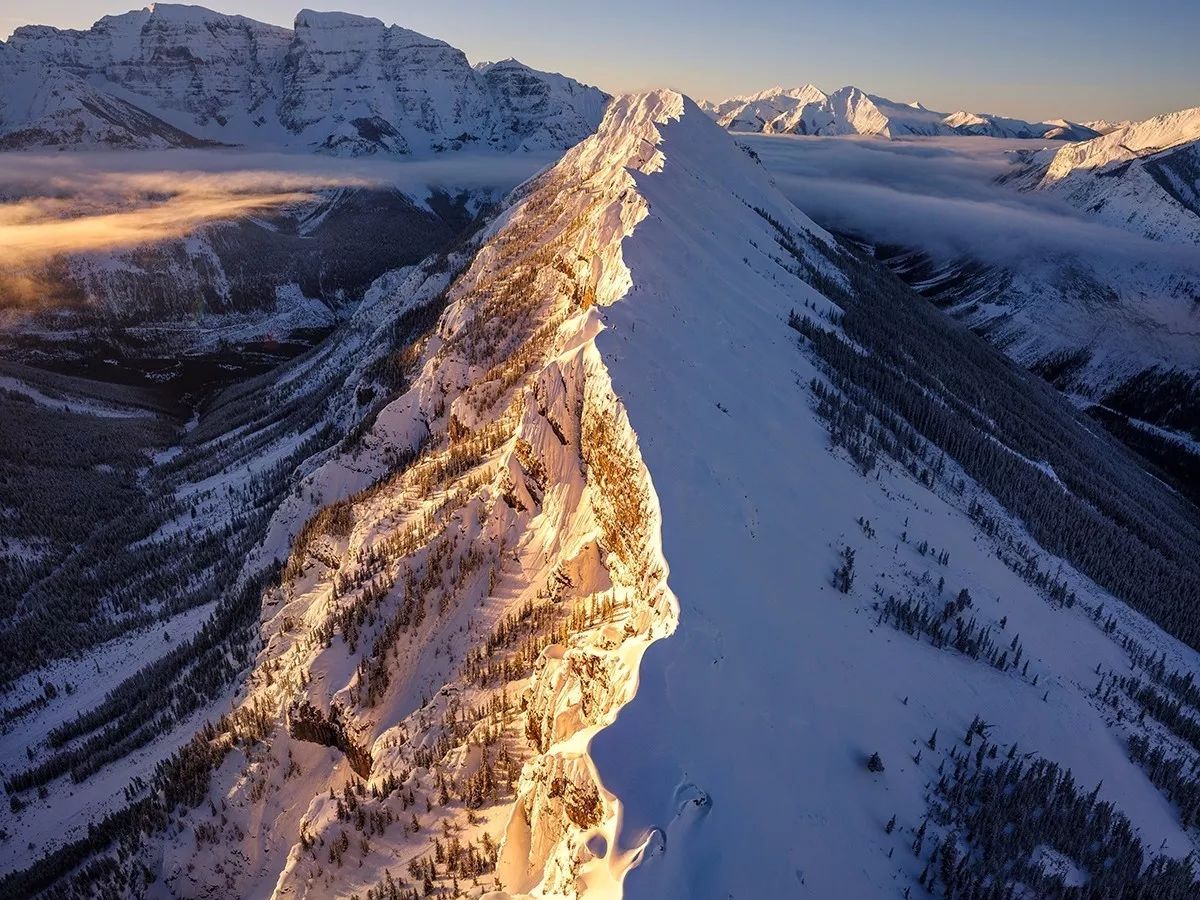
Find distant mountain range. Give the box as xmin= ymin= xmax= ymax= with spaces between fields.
xmin=0 ymin=4 xmax=607 ymax=154
xmin=702 ymin=84 xmax=1101 ymax=140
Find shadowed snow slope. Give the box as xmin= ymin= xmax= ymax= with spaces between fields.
xmin=583 ymin=96 xmax=1200 ymax=896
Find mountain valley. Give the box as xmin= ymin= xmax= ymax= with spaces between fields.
xmin=1 ymin=7 xmax=1199 ymax=900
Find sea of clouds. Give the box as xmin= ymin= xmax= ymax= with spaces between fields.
xmin=741 ymin=134 xmax=1200 ymax=276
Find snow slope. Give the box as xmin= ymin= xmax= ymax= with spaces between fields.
xmin=0 ymin=5 xmax=608 ymax=154
xmin=1040 ymin=107 xmax=1200 ymax=184
xmin=585 ymin=95 xmax=1200 ymax=898
xmin=703 ymin=84 xmax=1099 ymax=140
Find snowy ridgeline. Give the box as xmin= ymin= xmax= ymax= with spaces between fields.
xmin=1001 ymin=105 xmax=1200 ymax=247
xmin=0 ymin=5 xmax=607 ymax=155
xmin=701 ymin=84 xmax=1102 ymax=140
xmin=3 ymin=91 xmax=1200 ymax=900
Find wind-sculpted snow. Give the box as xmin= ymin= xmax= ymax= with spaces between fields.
xmin=578 ymin=96 xmax=1200 ymax=897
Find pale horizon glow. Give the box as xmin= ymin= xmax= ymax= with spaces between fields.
xmin=2 ymin=1 xmax=1198 ymax=124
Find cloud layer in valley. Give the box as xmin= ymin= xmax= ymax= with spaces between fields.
xmin=742 ymin=135 xmax=1200 ymax=276
xmin=0 ymin=149 xmax=553 ymax=273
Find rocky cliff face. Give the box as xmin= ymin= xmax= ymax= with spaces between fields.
xmin=278 ymin=10 xmax=491 ymax=154
xmin=0 ymin=38 xmax=210 ymax=149
xmin=478 ymin=59 xmax=612 ymax=152
xmin=6 ymin=5 xmax=291 ymax=138
xmin=0 ymin=4 xmax=608 ymax=154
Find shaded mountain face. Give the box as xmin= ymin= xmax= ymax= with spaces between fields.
xmin=6 ymin=89 xmax=1200 ymax=900
xmin=0 ymin=5 xmax=608 ymax=154
xmin=0 ymin=176 xmax=532 ymax=380
xmin=702 ymin=84 xmax=1099 ymax=140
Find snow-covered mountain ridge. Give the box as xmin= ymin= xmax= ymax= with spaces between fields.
xmin=703 ymin=84 xmax=1100 ymax=140
xmin=7 ymin=87 xmax=1200 ymax=900
xmin=0 ymin=4 xmax=607 ymax=154
xmin=1015 ymin=106 xmax=1200 ymax=245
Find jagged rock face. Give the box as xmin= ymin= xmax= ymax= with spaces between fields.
xmin=144 ymin=91 xmax=680 ymax=900
xmin=7 ymin=6 xmax=291 ymax=133
xmin=0 ymin=40 xmax=206 ymax=149
xmin=478 ymin=60 xmax=611 ymax=152
xmin=0 ymin=4 xmax=608 ymax=154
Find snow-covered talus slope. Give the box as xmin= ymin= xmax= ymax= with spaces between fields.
xmin=0 ymin=5 xmax=608 ymax=154
xmin=703 ymin=84 xmax=1099 ymax=140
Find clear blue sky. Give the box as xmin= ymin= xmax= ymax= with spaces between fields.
xmin=4 ymin=1 xmax=1197 ymax=122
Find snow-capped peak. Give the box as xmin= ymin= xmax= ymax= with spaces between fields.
xmin=705 ymin=83 xmax=1101 ymax=141
xmin=1041 ymin=105 xmax=1200 ymax=183
xmin=1017 ymin=104 xmax=1200 ymax=245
